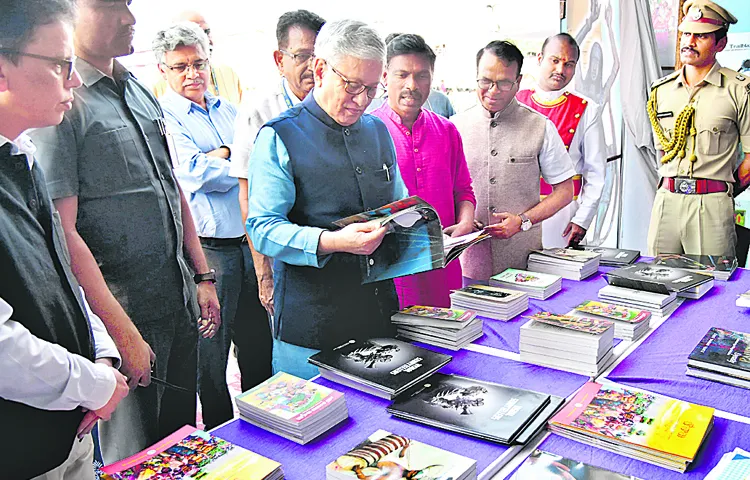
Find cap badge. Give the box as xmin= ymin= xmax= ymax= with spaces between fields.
xmin=688 ymin=6 xmax=703 ymax=20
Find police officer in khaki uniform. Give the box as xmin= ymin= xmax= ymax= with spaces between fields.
xmin=647 ymin=0 xmax=750 ymax=257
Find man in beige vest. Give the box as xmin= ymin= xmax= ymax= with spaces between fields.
xmin=647 ymin=0 xmax=749 ymax=257
xmin=453 ymin=40 xmax=575 ymax=282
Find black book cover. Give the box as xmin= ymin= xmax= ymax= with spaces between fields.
xmin=583 ymin=246 xmax=640 ymax=266
xmin=387 ymin=373 xmax=550 ymax=444
xmin=308 ymin=338 xmax=451 ymax=392
xmin=604 ymin=263 xmax=711 ymax=294
xmin=652 ymin=254 xmax=737 ymax=274
xmin=688 ymin=327 xmax=750 ymax=373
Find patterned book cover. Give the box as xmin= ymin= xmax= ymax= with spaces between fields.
xmin=511 ymin=449 xmax=641 ymax=479
xmin=235 ymin=372 xmax=343 ymax=423
xmin=397 ymin=305 xmax=475 ymax=323
xmin=452 ymin=285 xmax=525 ymax=303
xmin=326 ymin=429 xmax=476 ymax=478
xmin=491 ymin=268 xmax=561 ymax=289
xmin=101 ymin=425 xmax=281 ymax=479
xmin=525 ymin=312 xmax=613 ymax=335
xmin=653 ymin=253 xmax=737 ymax=274
xmin=574 ymin=300 xmax=650 ymax=324
xmin=605 ymin=264 xmax=712 ymax=294
xmin=688 ymin=327 xmax=750 ymax=373
xmin=532 ymin=248 xmax=601 ymax=263
xmin=550 ymin=382 xmax=714 ymax=461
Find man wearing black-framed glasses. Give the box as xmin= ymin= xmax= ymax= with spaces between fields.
xmin=245 ymin=20 xmax=408 ymax=380
xmin=452 ymin=40 xmax=575 ymax=283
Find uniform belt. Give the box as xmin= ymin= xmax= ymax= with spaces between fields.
xmin=661 ymin=177 xmax=728 ymax=195
xmin=199 ymin=236 xmax=246 ymax=247
xmin=540 ymin=174 xmax=582 ymax=199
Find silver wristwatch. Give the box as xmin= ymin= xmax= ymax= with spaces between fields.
xmin=518 ymin=213 xmax=532 ymax=232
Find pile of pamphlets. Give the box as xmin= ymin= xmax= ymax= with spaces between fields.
xmin=527 ymin=248 xmax=600 ymax=280
xmin=449 ymin=284 xmax=528 ymax=321
xmin=392 ymin=306 xmax=482 ymax=350
xmin=490 ymin=268 xmax=562 ymax=300
xmin=235 ymin=372 xmax=348 ymax=444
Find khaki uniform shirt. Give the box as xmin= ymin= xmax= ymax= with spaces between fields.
xmin=651 ymin=62 xmax=750 ymax=182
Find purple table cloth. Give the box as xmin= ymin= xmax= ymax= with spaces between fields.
xmin=473 ymin=267 xmax=620 ymax=353
xmin=213 ymin=349 xmax=588 ymax=478
xmin=606 ymin=268 xmax=750 ymax=417
xmin=514 ymin=416 xmax=750 ymax=479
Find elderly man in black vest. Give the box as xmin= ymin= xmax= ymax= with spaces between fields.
xmin=0 ymin=1 xmax=129 ymax=478
xmin=246 ymin=20 xmax=408 ymax=379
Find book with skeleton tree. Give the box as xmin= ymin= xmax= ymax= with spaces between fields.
xmin=333 ymin=196 xmax=490 ymax=284
xmin=308 ymin=337 xmax=452 ymax=399
xmin=387 ymin=373 xmax=563 ymax=445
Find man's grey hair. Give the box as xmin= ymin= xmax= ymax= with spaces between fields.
xmin=314 ymin=20 xmax=385 ymax=66
xmin=152 ymin=22 xmax=210 ymax=65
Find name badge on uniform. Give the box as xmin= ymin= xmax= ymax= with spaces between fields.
xmin=656 ymin=111 xmax=674 ymax=119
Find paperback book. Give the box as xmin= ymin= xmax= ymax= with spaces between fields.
xmin=450 ymin=285 xmax=529 ymax=321
xmin=583 ymin=246 xmax=640 ymax=267
xmin=549 ymin=382 xmax=715 ymax=472
xmin=524 ymin=312 xmax=614 ymax=335
xmin=527 ymin=248 xmax=601 ymax=281
xmin=652 ymin=254 xmax=738 ymax=281
xmin=333 ymin=196 xmax=490 ymax=284
xmin=391 ymin=306 xmax=477 ymax=329
xmin=604 ymin=263 xmax=713 ymax=296
xmin=510 ymin=449 xmax=642 ymax=479
xmin=489 ymin=268 xmax=562 ymax=300
xmin=325 ymin=429 xmax=477 ymax=480
xmin=573 ymin=300 xmax=650 ymax=340
xmin=598 ymin=285 xmax=680 ymax=318
xmin=100 ymin=425 xmax=283 ymax=479
xmin=308 ymin=337 xmax=452 ymax=399
xmin=687 ymin=327 xmax=750 ymax=384
xmin=387 ymin=373 xmax=561 ymax=445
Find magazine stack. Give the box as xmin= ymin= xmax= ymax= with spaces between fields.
xmin=686 ymin=327 xmax=750 ymax=389
xmin=526 ymin=248 xmax=601 ymax=280
xmin=391 ymin=306 xmax=483 ymax=350
xmin=519 ymin=312 xmax=615 ymax=376
xmin=308 ymin=338 xmax=452 ymax=399
xmin=489 ymin=268 xmax=562 ymax=300
xmin=604 ymin=263 xmax=714 ymax=300
xmin=598 ymin=285 xmax=679 ymax=318
xmin=449 ymin=284 xmax=529 ymax=321
xmin=387 ymin=373 xmax=564 ymax=445
xmin=235 ymin=372 xmax=349 ymax=444
xmin=652 ymin=253 xmax=738 ymax=281
xmin=583 ymin=246 xmax=640 ymax=267
xmin=326 ymin=430 xmax=477 ymax=480
xmin=572 ymin=300 xmax=651 ymax=341
xmin=549 ymin=382 xmax=715 ymax=472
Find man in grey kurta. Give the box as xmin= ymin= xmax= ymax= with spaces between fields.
xmin=453 ymin=40 xmax=576 ymax=282
xmin=29 ymin=0 xmax=220 ymax=463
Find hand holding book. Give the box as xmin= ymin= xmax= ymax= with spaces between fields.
xmin=319 ymin=220 xmax=388 ymax=256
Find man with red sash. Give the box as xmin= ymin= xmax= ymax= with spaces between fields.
xmin=517 ymin=33 xmax=606 ymax=247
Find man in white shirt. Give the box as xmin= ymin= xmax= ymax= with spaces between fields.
xmin=0 ymin=0 xmax=128 ymax=477
xmin=517 ymin=33 xmax=607 ymax=247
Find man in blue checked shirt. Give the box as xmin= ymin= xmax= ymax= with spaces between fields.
xmin=155 ymin=22 xmax=271 ymax=429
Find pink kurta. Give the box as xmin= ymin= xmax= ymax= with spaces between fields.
xmin=371 ymin=104 xmax=476 ymax=308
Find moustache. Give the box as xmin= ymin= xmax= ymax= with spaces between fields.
xmin=400 ymin=89 xmax=423 ymax=101
xmin=183 ymin=79 xmax=205 ymax=86
xmin=551 ymin=73 xmax=566 ymax=81
xmin=681 ymin=47 xmax=699 ymax=55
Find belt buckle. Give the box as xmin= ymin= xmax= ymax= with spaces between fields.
xmin=676 ymin=178 xmax=697 ymax=194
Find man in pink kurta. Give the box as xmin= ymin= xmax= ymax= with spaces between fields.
xmin=371 ymin=33 xmax=476 ymax=308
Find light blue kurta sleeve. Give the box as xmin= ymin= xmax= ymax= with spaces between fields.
xmin=245 ymin=126 xmax=331 ymax=268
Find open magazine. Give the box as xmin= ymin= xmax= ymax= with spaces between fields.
xmin=333 ymin=196 xmax=490 ymax=284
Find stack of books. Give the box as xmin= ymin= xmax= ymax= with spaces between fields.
xmin=234 ymin=372 xmax=349 ymax=444
xmin=100 ymin=425 xmax=284 ymax=479
xmin=653 ymin=253 xmax=738 ymax=281
xmin=549 ymin=382 xmax=715 ymax=472
xmin=449 ymin=284 xmax=529 ymax=321
xmin=326 ymin=429 xmax=477 ymax=480
xmin=583 ymin=246 xmax=640 ymax=266
xmin=526 ymin=248 xmax=601 ymax=280
xmin=686 ymin=327 xmax=750 ymax=389
xmin=598 ymin=285 xmax=679 ymax=318
xmin=308 ymin=338 xmax=452 ymax=399
xmin=572 ymin=300 xmax=651 ymax=341
xmin=387 ymin=373 xmax=564 ymax=445
xmin=391 ymin=306 xmax=482 ymax=350
xmin=604 ymin=263 xmax=714 ymax=300
xmin=519 ymin=312 xmax=615 ymax=376
xmin=511 ymin=449 xmax=642 ymax=479
xmin=489 ymin=268 xmax=562 ymax=300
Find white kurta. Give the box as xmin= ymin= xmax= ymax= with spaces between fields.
xmin=535 ymin=87 xmax=607 ymax=248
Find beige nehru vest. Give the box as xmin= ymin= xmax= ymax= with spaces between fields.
xmin=453 ymin=99 xmax=547 ymax=281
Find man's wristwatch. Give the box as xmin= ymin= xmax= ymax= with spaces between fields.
xmin=518 ymin=213 xmax=532 ymax=232
xmin=193 ymin=269 xmax=217 ymax=284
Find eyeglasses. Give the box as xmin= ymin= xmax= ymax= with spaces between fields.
xmin=329 ymin=64 xmax=385 ymax=99
xmin=163 ymin=59 xmax=209 ymax=74
xmin=0 ymin=48 xmax=75 ymax=80
xmin=476 ymin=78 xmax=518 ymax=92
xmin=279 ymin=49 xmax=314 ymax=65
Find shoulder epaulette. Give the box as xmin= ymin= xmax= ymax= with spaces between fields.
xmin=650 ymin=71 xmax=680 ymax=90
xmin=719 ymin=68 xmax=750 ymax=94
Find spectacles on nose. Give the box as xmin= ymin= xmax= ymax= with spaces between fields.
xmin=0 ymin=48 xmax=75 ymax=80
xmin=163 ymin=60 xmax=210 ymax=74
xmin=329 ymin=63 xmax=385 ymax=99
xmin=476 ymin=78 xmax=518 ymax=92
xmin=279 ymin=49 xmax=314 ymax=65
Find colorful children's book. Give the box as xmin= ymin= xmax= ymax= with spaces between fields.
xmin=574 ymin=300 xmax=651 ymax=324
xmin=688 ymin=327 xmax=750 ymax=379
xmin=392 ymin=306 xmax=476 ymax=328
xmin=525 ymin=312 xmax=614 ymax=335
xmin=100 ymin=425 xmax=283 ymax=479
xmin=491 ymin=269 xmax=560 ymax=289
